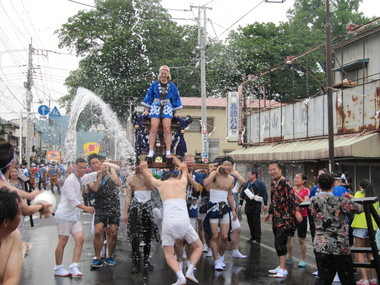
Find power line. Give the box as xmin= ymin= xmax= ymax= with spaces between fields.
xmin=20 ymin=0 xmax=44 ymax=47
xmin=67 ymin=0 xmax=95 ymax=8
xmin=11 ymin=0 xmax=44 ymax=48
xmin=218 ymin=0 xmax=266 ymax=38
xmin=0 ymin=77 xmax=25 ymax=107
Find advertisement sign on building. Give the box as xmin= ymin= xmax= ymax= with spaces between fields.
xmin=227 ymin=92 xmax=239 ymax=142
xmin=47 ymin=151 xmax=61 ymax=162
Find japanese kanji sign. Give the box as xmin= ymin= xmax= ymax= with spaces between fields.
xmin=227 ymin=92 xmax=240 ymax=142
xmin=83 ymin=142 xmax=101 ymax=155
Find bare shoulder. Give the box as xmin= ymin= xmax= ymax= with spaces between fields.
xmin=1 ymin=229 xmax=22 ymax=248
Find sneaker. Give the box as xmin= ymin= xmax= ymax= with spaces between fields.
xmin=172 ymin=277 xmax=186 ymax=285
xmin=286 ymin=258 xmax=294 ymax=264
xmin=369 ymin=279 xmax=377 ymax=285
xmin=268 ymin=266 xmax=281 ymax=274
xmin=91 ymin=259 xmax=103 ymax=268
xmin=203 ymin=244 xmax=208 ymax=252
xmin=219 ymin=255 xmax=226 ymax=268
xmin=214 ymin=259 xmax=224 ymax=271
xmin=104 ymin=257 xmax=117 ymax=266
xmin=54 ymin=265 xmax=71 ymax=277
xmin=69 ymin=263 xmax=83 ymax=278
xmin=272 ymin=269 xmax=288 ymax=278
xmin=312 ymin=270 xmax=318 ymax=276
xmin=185 ymin=271 xmax=198 ymax=284
xmin=232 ymin=250 xmax=247 ymax=258
xmin=357 ymin=279 xmax=369 ymax=285
xmin=298 ymin=260 xmax=307 ymax=268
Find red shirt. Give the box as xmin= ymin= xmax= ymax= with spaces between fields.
xmin=294 ymin=187 xmax=310 ymax=217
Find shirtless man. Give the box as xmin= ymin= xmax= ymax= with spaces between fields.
xmin=124 ymin=163 xmax=158 ymax=274
xmin=203 ymin=156 xmax=238 ymax=271
xmin=171 ymin=155 xmax=205 ymax=270
xmin=141 ymin=161 xmax=202 ymax=285
xmin=0 ymin=187 xmax=23 ymax=285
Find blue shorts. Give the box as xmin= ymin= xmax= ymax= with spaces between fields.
xmin=353 ymin=228 xmax=370 ymax=239
xmin=148 ymin=101 xmax=173 ymax=119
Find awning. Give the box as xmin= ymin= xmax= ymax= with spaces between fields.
xmin=229 ymin=132 xmax=380 ymax=162
xmin=333 ymin=58 xmax=369 ymax=72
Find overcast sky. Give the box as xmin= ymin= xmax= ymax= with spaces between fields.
xmin=0 ymin=0 xmax=377 ymax=120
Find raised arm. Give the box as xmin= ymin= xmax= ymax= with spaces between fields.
xmin=178 ymin=162 xmax=189 ymax=183
xmin=123 ymin=184 xmax=133 ymax=224
xmin=89 ymin=164 xmax=107 ymax=192
xmin=203 ymin=166 xmax=219 ymax=188
xmin=107 ymin=166 xmax=122 ymax=187
xmin=187 ymin=173 xmax=201 ymax=192
xmin=171 ymin=155 xmax=182 ymax=167
xmin=140 ymin=161 xmax=160 ymax=189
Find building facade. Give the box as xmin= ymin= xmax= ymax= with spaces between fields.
xmin=230 ymin=25 xmax=380 ymax=194
xmin=180 ymin=97 xmax=281 ymax=162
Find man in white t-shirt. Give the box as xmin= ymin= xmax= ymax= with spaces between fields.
xmin=53 ymin=158 xmax=96 ymax=278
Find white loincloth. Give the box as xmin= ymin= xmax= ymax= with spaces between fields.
xmin=210 ymin=189 xmax=228 ymax=203
xmin=134 ymin=190 xmax=152 ymax=204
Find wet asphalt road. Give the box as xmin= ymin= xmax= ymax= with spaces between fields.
xmin=20 ymin=195 xmax=322 ymax=285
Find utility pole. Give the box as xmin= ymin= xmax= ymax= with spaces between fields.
xmin=24 ymin=40 xmax=33 ymax=167
xmin=325 ymin=0 xmax=335 ymax=172
xmin=19 ymin=111 xmax=23 ymax=164
xmin=192 ymin=5 xmax=211 ymax=163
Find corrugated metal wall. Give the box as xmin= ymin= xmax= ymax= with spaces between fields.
xmin=246 ymin=28 xmax=380 ymax=144
xmin=247 ymin=84 xmax=379 ymax=144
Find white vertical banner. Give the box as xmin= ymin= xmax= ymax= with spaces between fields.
xmin=227 ymin=92 xmax=239 ymax=142
xmin=201 ymin=124 xmax=209 ymax=163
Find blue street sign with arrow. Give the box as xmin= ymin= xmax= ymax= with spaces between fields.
xmin=50 ymin=106 xmax=61 ymax=118
xmin=38 ymin=105 xmax=49 ymax=116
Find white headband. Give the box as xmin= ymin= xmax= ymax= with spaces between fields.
xmin=0 ymin=154 xmax=15 ymax=181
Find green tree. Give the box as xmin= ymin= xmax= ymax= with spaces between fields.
xmin=288 ymin=0 xmax=368 ymax=38
xmin=57 ymin=0 xmax=199 ymax=121
xmin=223 ymin=0 xmax=368 ymax=102
xmin=286 ymin=0 xmax=368 ymax=75
xmin=226 ymin=22 xmax=310 ymax=102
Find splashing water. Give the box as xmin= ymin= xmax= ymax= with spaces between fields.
xmin=63 ymin=87 xmax=136 ymax=179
